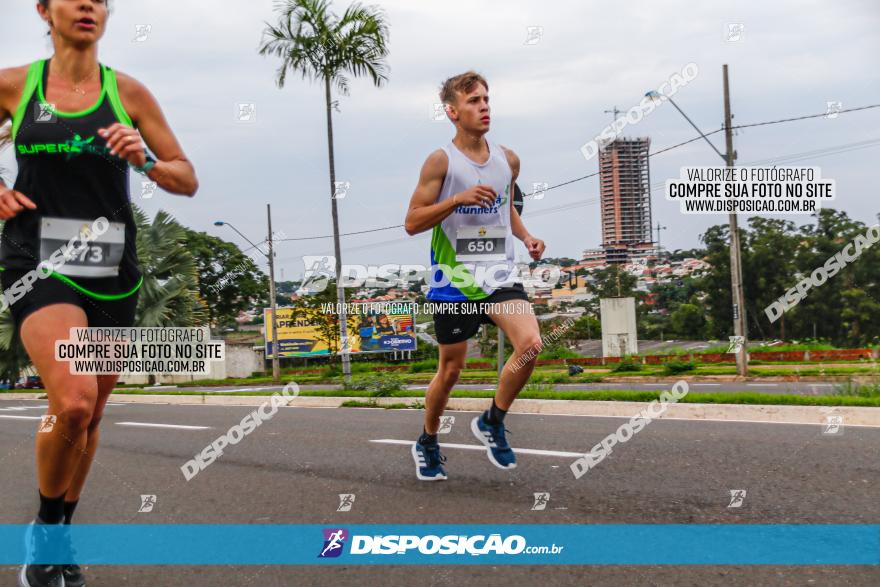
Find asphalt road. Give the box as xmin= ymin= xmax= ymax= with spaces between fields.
xmin=1 ymin=399 xmax=878 ymax=585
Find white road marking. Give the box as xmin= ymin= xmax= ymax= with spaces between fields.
xmin=370 ymin=439 xmax=584 ymax=458
xmin=694 ymin=383 xmax=721 ymax=386
xmin=116 ymin=421 xmax=211 ymax=430
xmin=0 ymin=407 xmax=36 ymax=412
xmin=748 ymin=383 xmax=777 ymax=387
xmin=0 ymin=415 xmax=43 ymax=421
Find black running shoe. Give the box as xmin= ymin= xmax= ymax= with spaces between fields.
xmin=61 ymin=563 xmax=85 ymax=587
xmin=19 ymin=520 xmax=65 ymax=587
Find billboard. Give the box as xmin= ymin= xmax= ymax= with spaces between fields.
xmin=264 ymin=302 xmax=417 ymax=358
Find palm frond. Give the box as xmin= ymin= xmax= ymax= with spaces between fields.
xmin=259 ymin=0 xmax=390 ymax=91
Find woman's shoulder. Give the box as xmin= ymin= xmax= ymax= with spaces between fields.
xmin=112 ymin=69 xmax=151 ymax=100
xmin=110 ymin=68 xmax=158 ymax=121
xmin=0 ymin=64 xmax=32 ymax=113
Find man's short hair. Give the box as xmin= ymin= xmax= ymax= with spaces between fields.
xmin=439 ymin=71 xmax=488 ymax=105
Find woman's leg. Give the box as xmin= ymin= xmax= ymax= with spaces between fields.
xmin=20 ymin=304 xmax=100 ymax=503
xmin=63 ymin=373 xmax=119 ymax=503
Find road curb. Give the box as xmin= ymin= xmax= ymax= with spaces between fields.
xmin=4 ymin=393 xmax=877 ymax=426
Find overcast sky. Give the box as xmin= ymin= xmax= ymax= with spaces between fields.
xmin=2 ymin=0 xmax=878 ymax=281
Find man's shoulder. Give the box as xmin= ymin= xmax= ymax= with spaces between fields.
xmin=422 ymin=148 xmax=449 ymax=178
xmin=498 ymin=144 xmax=519 ymax=164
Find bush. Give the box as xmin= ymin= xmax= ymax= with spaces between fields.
xmin=545 ymin=373 xmax=570 ymax=384
xmin=663 ymin=360 xmax=697 ymax=375
xmin=611 ymin=358 xmax=642 ymax=372
xmin=342 ymin=373 xmax=406 ymax=396
xmin=538 ymin=346 xmax=579 ymax=360
xmin=832 ymin=381 xmax=880 ymax=398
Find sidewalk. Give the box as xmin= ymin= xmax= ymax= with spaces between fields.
xmin=3 ymin=394 xmax=877 ymax=426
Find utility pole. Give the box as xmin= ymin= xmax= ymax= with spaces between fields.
xmin=723 ymin=64 xmax=748 ymax=377
xmin=267 ymin=204 xmax=281 ymax=384
xmin=497 ymin=330 xmax=506 ymax=378
xmin=654 ymin=222 xmax=667 ymax=253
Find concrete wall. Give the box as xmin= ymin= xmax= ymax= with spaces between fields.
xmin=120 ymin=342 xmax=264 ymax=386
xmin=600 ymin=297 xmax=638 ymax=357
xmin=226 ymin=343 xmax=265 ymax=378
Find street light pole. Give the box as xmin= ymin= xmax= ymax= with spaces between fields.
xmin=214 ymin=214 xmax=281 ymax=384
xmin=723 ymin=64 xmax=748 ymax=377
xmin=266 ymin=204 xmax=281 ymax=384
xmin=644 ymin=69 xmax=749 ymax=376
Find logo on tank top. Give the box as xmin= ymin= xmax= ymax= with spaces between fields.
xmin=454 ymin=185 xmax=509 ymax=215
xmin=16 ymin=133 xmax=111 ymax=160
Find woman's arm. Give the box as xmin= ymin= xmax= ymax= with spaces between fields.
xmin=101 ymin=73 xmax=198 ymax=196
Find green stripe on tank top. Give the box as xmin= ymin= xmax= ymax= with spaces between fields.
xmin=0 ymin=267 xmax=143 ymax=301
xmin=104 ymin=66 xmax=134 ymax=127
xmin=430 ymin=225 xmax=490 ymax=301
xmin=37 ymin=59 xmax=107 ymax=118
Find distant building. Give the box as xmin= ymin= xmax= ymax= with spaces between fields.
xmin=598 ymin=137 xmax=656 ymax=263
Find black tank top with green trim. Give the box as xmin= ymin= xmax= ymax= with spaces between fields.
xmin=1 ymin=58 xmax=141 ymax=296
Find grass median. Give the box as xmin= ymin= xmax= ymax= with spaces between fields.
xmin=87 ymin=388 xmax=880 ymax=407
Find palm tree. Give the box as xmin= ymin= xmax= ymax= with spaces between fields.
xmin=132 ymin=206 xmax=207 ymax=327
xmin=259 ymin=0 xmax=390 ymax=378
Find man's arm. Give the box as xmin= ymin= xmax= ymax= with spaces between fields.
xmin=404 ymin=149 xmax=497 ymax=235
xmin=502 ymin=146 xmax=545 ymax=261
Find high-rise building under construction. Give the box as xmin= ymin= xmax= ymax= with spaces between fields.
xmin=598 ymin=137 xmax=654 ymax=263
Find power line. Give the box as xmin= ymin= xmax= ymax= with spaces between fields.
xmin=732 ymin=104 xmax=880 ymax=130
xmin=276 ymin=224 xmax=403 ymax=242
xmin=266 ymin=103 xmax=880 ymax=244
xmin=316 ymin=137 xmax=880 ymax=257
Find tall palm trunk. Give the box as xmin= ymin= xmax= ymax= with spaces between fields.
xmin=325 ymin=76 xmax=351 ymax=378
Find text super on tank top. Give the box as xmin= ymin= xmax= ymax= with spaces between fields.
xmin=1 ymin=58 xmax=141 ymax=294
xmin=427 ymin=138 xmax=517 ymax=302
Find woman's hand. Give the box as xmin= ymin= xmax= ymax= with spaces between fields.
xmin=98 ymin=123 xmax=147 ymax=168
xmin=0 ymin=185 xmax=36 ymax=220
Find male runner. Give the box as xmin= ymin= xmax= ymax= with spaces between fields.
xmin=404 ymin=71 xmax=545 ymax=481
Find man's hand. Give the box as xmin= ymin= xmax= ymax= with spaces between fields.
xmin=455 ymin=184 xmax=497 ymax=208
xmin=524 ymin=236 xmax=545 ymax=261
xmin=0 ymin=185 xmax=36 ymax=220
xmin=99 ymin=123 xmax=147 ymax=168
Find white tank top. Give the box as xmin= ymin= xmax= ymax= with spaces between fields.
xmin=427 ymin=138 xmax=517 ymax=301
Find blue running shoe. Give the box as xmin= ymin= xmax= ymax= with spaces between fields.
xmin=471 ymin=412 xmax=516 ymax=469
xmin=412 ymin=440 xmax=448 ymax=481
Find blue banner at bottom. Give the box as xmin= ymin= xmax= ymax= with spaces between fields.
xmin=1 ymin=524 xmax=877 ymax=565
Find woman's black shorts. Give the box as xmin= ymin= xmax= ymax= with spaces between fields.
xmin=1 ymin=269 xmax=139 ymax=332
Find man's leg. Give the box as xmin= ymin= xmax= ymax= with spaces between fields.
xmin=412 ymin=341 xmax=466 ymax=481
xmin=486 ymin=299 xmax=542 ymax=410
xmin=470 ymin=299 xmax=541 ymax=470
xmin=423 ymin=341 xmax=467 ymax=434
